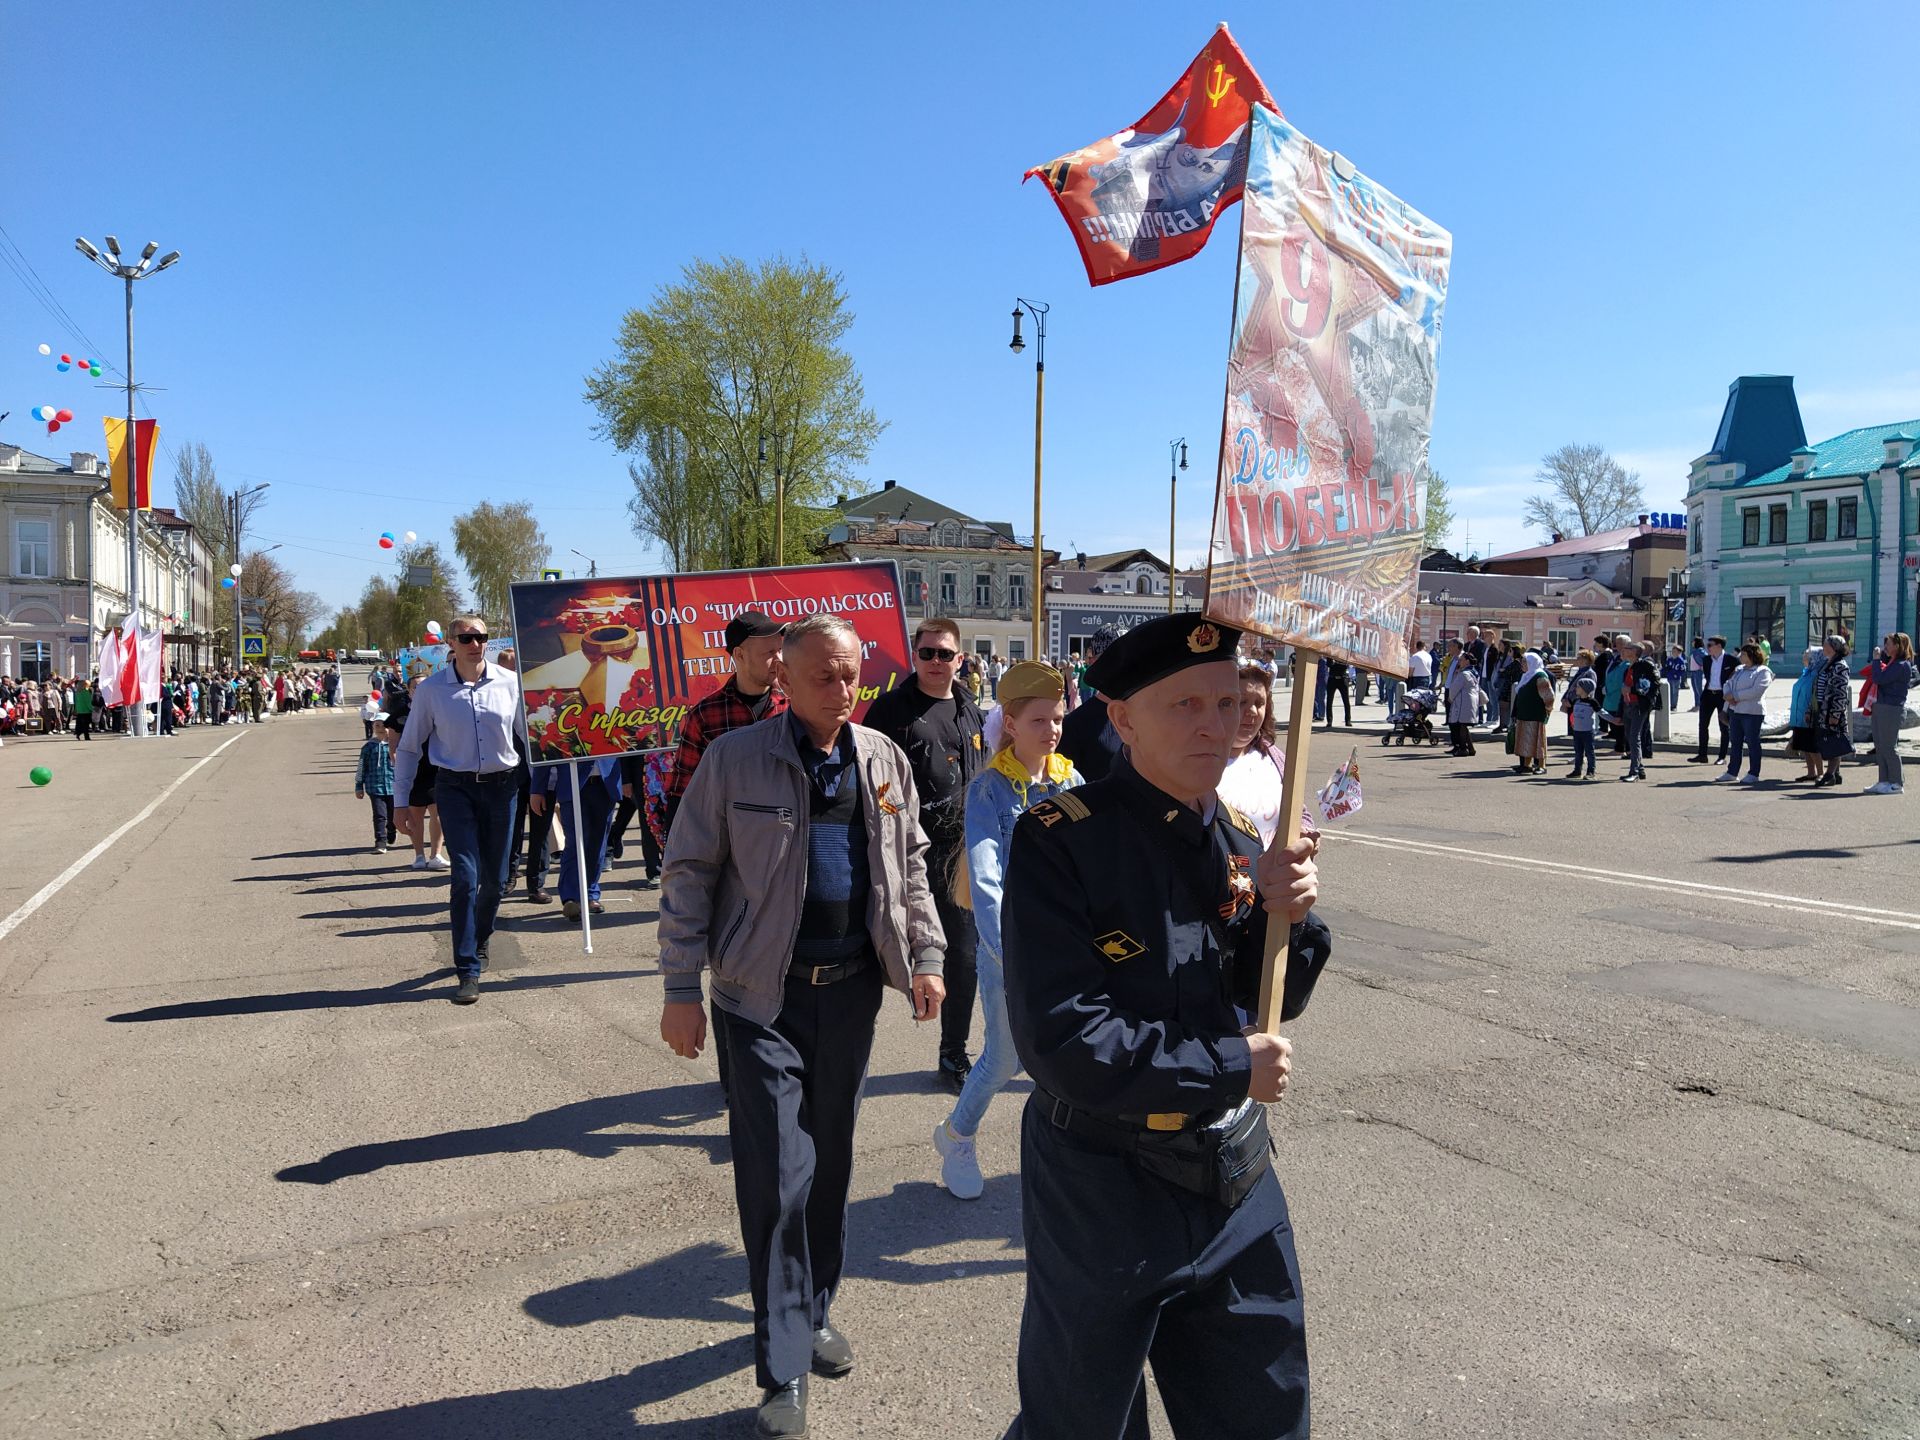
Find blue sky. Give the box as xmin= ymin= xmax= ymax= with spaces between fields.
xmin=5 ymin=0 xmax=1917 ymax=616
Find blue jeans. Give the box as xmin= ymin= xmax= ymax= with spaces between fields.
xmin=1624 ymin=705 xmax=1653 ymax=774
xmin=1727 ymin=711 xmax=1763 ymax=777
xmin=1571 ymin=730 xmax=1595 ymax=772
xmin=555 ymin=780 xmax=615 ymax=903
xmin=1667 ymin=677 xmax=1682 ymax=708
xmin=1377 ymin=676 xmax=1401 ymax=715
xmin=949 ymin=941 xmax=1019 ymax=1137
xmin=1689 ymin=674 xmax=1703 ymax=708
xmin=434 ymin=773 xmax=519 ymax=976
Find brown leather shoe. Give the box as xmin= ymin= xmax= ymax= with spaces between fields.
xmin=527 ymin=889 xmax=553 ymax=905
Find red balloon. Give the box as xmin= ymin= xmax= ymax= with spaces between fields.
xmin=55 ymin=408 xmax=73 ymax=423
xmin=47 ymin=419 xmax=62 ymax=433
xmin=80 ymin=359 xmax=91 ymax=370
xmin=378 ymin=537 xmax=394 ymax=548
xmin=59 ymin=354 xmax=71 ymax=364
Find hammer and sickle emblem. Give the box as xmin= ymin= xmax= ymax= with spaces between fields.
xmin=1206 ymin=63 xmax=1236 ymax=108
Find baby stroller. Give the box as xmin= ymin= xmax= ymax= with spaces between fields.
xmin=1383 ymin=687 xmax=1441 ymax=746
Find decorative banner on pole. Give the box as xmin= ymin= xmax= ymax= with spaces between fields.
xmin=1203 ymin=106 xmax=1451 ymax=677
xmin=102 ymin=416 xmax=159 ymax=511
xmin=509 ymin=561 xmax=912 ymax=764
xmin=1024 ymin=23 xmax=1276 ymax=286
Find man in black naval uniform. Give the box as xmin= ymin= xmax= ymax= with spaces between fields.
xmin=1002 ymin=612 xmax=1332 ymax=1440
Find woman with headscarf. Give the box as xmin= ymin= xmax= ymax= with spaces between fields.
xmin=1444 ymin=637 xmax=1481 ymax=756
xmin=1786 ymin=647 xmax=1823 ymax=784
xmin=1508 ymin=651 xmax=1555 ymax=775
xmin=1812 ymin=633 xmax=1854 ymax=787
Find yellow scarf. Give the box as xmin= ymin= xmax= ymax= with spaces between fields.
xmin=989 ymin=746 xmax=1075 ymax=802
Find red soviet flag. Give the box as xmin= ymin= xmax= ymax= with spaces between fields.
xmin=1025 ymin=24 xmax=1278 ymax=286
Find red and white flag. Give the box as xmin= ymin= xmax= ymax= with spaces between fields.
xmin=136 ymin=622 xmax=162 ymax=705
xmin=97 ymin=625 xmax=124 ymax=707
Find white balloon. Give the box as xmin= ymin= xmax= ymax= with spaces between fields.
xmin=230 ymin=563 xmax=244 ymax=577
xmin=37 ymin=343 xmax=51 ymax=355
xmin=404 ymin=530 xmax=417 ymax=543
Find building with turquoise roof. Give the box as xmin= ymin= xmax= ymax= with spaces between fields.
xmin=1684 ymin=376 xmax=1920 ymax=674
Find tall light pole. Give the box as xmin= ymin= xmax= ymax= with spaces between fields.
xmin=77 ymin=235 xmax=179 ymax=735
xmin=1009 ymin=299 xmax=1048 ymax=660
xmin=229 ymin=483 xmax=270 ymax=667
xmin=570 ymin=548 xmax=598 ymax=578
xmin=1167 ymin=438 xmax=1189 ymax=614
xmin=1436 ymin=586 xmax=1454 ymax=642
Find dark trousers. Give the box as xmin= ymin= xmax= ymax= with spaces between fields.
xmin=1696 ymin=690 xmax=1728 ymax=761
xmin=433 ymin=774 xmax=519 ymax=977
xmin=716 ymin=962 xmax=884 ymax=1389
xmin=1571 ymin=730 xmax=1595 ymax=772
xmin=1007 ymin=1100 xmax=1309 ymax=1440
xmin=554 ymin=780 xmax=615 ymax=904
xmin=1624 ymin=704 xmax=1653 ymax=773
xmin=363 ymin=719 xmax=375 ymax=739
xmin=1322 ymin=678 xmax=1351 ymax=728
xmin=367 ymin=793 xmax=393 ymax=846
xmin=930 ymin=843 xmax=977 ymax=1064
xmin=519 ymin=786 xmax=555 ymax=891
xmin=608 ymin=797 xmax=663 ymax=877
xmin=75 ymin=712 xmax=92 ymax=741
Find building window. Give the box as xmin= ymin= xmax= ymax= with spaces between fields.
xmin=1767 ymin=504 xmax=1787 ymax=545
xmin=1807 ymin=592 xmax=1857 ymax=645
xmin=13 ymin=518 xmax=52 ymax=578
xmin=1741 ymin=510 xmax=1761 ymax=546
xmin=974 ymin=572 xmax=993 ymax=608
xmin=18 ymin=640 xmax=52 ymax=682
xmin=939 ymin=571 xmax=957 ymax=607
xmin=1690 ymin=518 xmax=1701 ymax=555
xmin=1008 ymin=638 xmax=1027 ymax=662
xmin=1837 ymin=497 xmax=1858 ymax=538
xmin=903 ymin=568 xmax=924 ymax=606
xmin=1008 ymin=571 xmax=1026 ymax=611
xmin=1806 ymin=500 xmax=1828 ymax=542
xmin=1547 ymin=628 xmax=1577 ymax=656
xmin=1739 ymin=596 xmax=1785 ymax=655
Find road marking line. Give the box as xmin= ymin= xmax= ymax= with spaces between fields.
xmin=1325 ymin=830 xmax=1920 ymax=933
xmin=0 ymin=731 xmax=249 ymax=945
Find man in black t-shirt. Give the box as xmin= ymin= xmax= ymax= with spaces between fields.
xmin=862 ymin=617 xmax=985 ymax=1091
xmin=1059 ymin=623 xmax=1127 ymax=782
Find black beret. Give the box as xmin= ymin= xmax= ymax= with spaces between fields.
xmin=1084 ymin=613 xmax=1244 ymax=700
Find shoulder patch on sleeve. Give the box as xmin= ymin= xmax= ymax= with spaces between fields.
xmin=1028 ymin=791 xmax=1092 ymax=829
xmin=1223 ymin=804 xmax=1261 ymax=841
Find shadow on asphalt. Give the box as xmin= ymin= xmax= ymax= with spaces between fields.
xmin=1711 ymin=839 xmax=1920 ymax=863
xmin=103 ymin=968 xmax=655 ymax=1024
xmin=270 ymin=1074 xmax=1031 ymax=1185
xmin=253 ymin=848 xmax=368 ymax=861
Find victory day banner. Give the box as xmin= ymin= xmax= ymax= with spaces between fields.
xmin=1204 ymin=106 xmax=1451 ymax=676
xmin=509 ymin=561 xmax=911 ymax=764
xmin=1025 ymin=24 xmax=1275 ymax=286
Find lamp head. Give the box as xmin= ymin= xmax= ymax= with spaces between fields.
xmin=140 ymin=241 xmax=159 ymax=261
xmin=1179 ymin=442 xmax=1189 ymax=471
xmin=153 ymin=251 xmax=181 ymax=273
xmin=104 ymin=235 xmax=121 ymax=257
xmin=75 ymin=237 xmax=101 ymax=261
xmin=1009 ymin=305 xmax=1025 ymax=354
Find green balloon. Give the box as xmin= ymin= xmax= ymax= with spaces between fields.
xmin=30 ymin=766 xmax=52 ymax=787
xmin=90 ymin=366 xmax=102 ymax=376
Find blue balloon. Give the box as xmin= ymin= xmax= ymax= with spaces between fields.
xmin=56 ymin=362 xmax=70 ymax=372
xmin=220 ymin=576 xmax=236 ymax=589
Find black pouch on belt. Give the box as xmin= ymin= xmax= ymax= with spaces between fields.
xmin=1132 ymin=1099 xmax=1273 ymax=1209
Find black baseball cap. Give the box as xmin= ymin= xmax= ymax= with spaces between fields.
xmin=725 ymin=610 xmax=785 ymax=650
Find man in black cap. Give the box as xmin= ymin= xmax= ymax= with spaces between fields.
xmin=660 ymin=608 xmax=789 ymax=1099
xmin=1057 ymin=622 xmax=1127 ymax=782
xmin=1000 ymin=611 xmax=1331 ymax=1440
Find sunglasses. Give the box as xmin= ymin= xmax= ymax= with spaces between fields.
xmin=453 ymin=633 xmax=489 ymax=645
xmin=916 ymin=646 xmax=958 ymax=662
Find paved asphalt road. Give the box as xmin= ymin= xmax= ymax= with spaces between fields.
xmin=0 ymin=709 xmax=1915 ymax=1439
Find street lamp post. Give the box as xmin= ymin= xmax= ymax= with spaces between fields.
xmin=1009 ymin=300 xmax=1048 ymax=660
xmin=1436 ymin=586 xmax=1454 ymax=641
xmin=570 ymin=548 xmax=598 ymax=578
xmin=228 ymin=484 xmax=270 ymax=667
xmin=76 ymin=235 xmax=179 ymax=736
xmin=1167 ymin=438 xmax=1189 ymax=615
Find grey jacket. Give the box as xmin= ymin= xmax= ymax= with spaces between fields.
xmin=658 ymin=716 xmax=945 ymax=1024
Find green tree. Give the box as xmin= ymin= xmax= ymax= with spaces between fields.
xmin=1525 ymin=443 xmax=1647 ymax=537
xmin=585 ymin=255 xmax=884 ymax=569
xmin=1422 ymin=467 xmax=1455 ymax=550
xmin=451 ymin=501 xmax=550 ymax=629
xmin=391 ymin=542 xmax=465 ymax=647
xmin=357 ymin=575 xmax=400 ymax=650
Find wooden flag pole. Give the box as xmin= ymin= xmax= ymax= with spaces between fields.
xmin=1255 ymin=648 xmax=1317 ymax=1034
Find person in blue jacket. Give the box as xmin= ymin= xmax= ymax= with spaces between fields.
xmin=532 ymin=756 xmax=622 ymax=921
xmin=932 ymin=662 xmax=1082 ymax=1200
xmin=999 ymin=613 xmax=1330 ymax=1440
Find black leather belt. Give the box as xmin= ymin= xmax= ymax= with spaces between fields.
xmin=1038 ymin=1087 xmax=1201 ymax=1137
xmin=789 ymin=955 xmax=872 ymax=987
xmin=436 ymin=768 xmax=516 ymax=784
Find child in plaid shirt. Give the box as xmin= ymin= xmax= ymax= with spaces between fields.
xmin=355 ymin=719 xmax=397 ymax=853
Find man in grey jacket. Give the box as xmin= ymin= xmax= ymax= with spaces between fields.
xmin=658 ymin=613 xmax=946 ymax=1440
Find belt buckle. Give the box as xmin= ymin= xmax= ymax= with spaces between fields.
xmin=1144 ymin=1112 xmax=1188 ymax=1132
xmin=810 ymin=964 xmax=830 ymax=986
xmin=1049 ymin=1095 xmax=1073 ymax=1128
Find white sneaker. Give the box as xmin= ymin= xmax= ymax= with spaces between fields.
xmin=411 ymin=856 xmax=429 ymax=871
xmin=373 ymin=844 xmax=388 ymax=854
xmin=427 ymin=855 xmax=452 ymax=870
xmin=933 ymin=1120 xmax=984 ymax=1200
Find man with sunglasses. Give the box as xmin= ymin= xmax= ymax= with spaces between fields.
xmin=861 ymin=617 xmax=985 ymax=1091
xmin=392 ymin=615 xmax=523 ymax=1003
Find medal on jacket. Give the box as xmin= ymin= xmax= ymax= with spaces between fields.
xmin=1222 ymin=853 xmax=1256 ymax=921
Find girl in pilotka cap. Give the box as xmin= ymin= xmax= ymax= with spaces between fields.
xmin=933 ymin=661 xmax=1082 ymax=1201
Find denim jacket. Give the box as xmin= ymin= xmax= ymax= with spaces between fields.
xmin=965 ymin=748 xmax=1082 ymax=964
